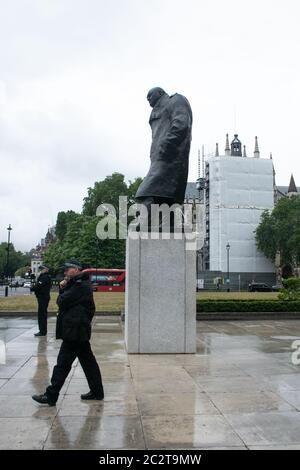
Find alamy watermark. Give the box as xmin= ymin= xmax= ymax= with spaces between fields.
xmin=0 ymin=340 xmax=6 ymax=365
xmin=291 ymin=340 xmax=300 ymax=365
xmin=95 ymin=196 xmax=202 ymax=247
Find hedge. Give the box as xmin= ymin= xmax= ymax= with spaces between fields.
xmin=197 ymin=298 xmax=276 ymax=302
xmin=197 ymin=300 xmax=300 ymax=313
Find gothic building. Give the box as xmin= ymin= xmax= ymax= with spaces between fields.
xmin=184 ymin=134 xmax=299 ymax=289
xmin=30 ymin=226 xmax=56 ymax=277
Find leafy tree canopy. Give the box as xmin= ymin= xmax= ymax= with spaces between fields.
xmin=256 ymin=196 xmax=300 ymax=267
xmin=43 ymin=173 xmax=142 ymax=272
xmin=55 ymin=210 xmax=78 ymax=241
xmin=0 ymin=243 xmax=30 ymax=278
xmin=82 ymin=172 xmax=143 ymax=216
xmin=43 ymin=214 xmax=125 ymax=272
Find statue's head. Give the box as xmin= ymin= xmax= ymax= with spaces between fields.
xmin=147 ymin=87 xmax=166 ymax=108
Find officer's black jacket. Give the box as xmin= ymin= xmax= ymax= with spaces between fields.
xmin=32 ymin=272 xmax=52 ymax=297
xmin=56 ymin=271 xmax=95 ymax=342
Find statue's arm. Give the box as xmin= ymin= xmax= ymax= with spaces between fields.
xmin=161 ymin=97 xmax=192 ymax=155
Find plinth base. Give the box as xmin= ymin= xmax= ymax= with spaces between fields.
xmin=125 ymin=234 xmax=196 ymax=354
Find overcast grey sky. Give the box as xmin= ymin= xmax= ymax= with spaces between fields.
xmin=0 ymin=0 xmax=299 ymax=251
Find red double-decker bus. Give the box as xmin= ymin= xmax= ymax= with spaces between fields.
xmin=83 ymin=268 xmax=126 ymax=292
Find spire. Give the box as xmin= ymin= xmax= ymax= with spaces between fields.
xmin=270 ymin=152 xmax=275 ymax=177
xmin=243 ymin=145 xmax=247 ymax=158
xmin=225 ymin=134 xmax=230 ymax=156
xmin=198 ymin=149 xmax=201 ymax=179
xmin=215 ymin=143 xmax=219 ymax=157
xmin=254 ymin=136 xmax=260 ymax=158
xmin=288 ymin=174 xmax=298 ymax=196
xmin=231 ymin=134 xmax=242 ymax=157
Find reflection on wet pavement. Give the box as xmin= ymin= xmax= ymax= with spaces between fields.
xmin=0 ymin=316 xmax=300 ymax=449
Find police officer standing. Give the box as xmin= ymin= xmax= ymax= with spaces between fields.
xmin=32 ymin=259 xmax=104 ymax=406
xmin=32 ymin=264 xmax=52 ymax=337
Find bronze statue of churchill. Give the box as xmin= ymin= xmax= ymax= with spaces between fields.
xmin=136 ymin=87 xmax=193 ymax=210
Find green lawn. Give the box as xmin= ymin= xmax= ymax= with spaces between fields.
xmin=0 ymin=290 xmax=279 ymax=313
xmin=0 ymin=292 xmax=125 ymax=313
xmin=197 ymin=291 xmax=279 ymax=300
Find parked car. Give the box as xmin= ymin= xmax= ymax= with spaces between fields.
xmin=248 ymin=282 xmax=273 ymax=292
xmin=271 ymin=284 xmax=283 ymax=292
xmin=23 ymin=281 xmax=32 ymax=288
xmin=9 ymin=281 xmax=20 ymax=288
xmin=16 ymin=278 xmax=25 ymax=287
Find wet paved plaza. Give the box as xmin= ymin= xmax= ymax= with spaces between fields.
xmin=1 ymin=316 xmax=300 ymax=449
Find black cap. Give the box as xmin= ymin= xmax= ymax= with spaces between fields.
xmin=38 ymin=264 xmax=50 ymax=270
xmin=61 ymin=259 xmax=82 ymax=270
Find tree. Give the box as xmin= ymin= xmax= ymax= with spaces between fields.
xmin=43 ymin=214 xmax=125 ymax=271
xmin=15 ymin=266 xmax=31 ymax=277
xmin=256 ymin=196 xmax=300 ymax=269
xmin=128 ymin=177 xmax=143 ymax=204
xmin=55 ymin=210 xmax=78 ymax=241
xmin=255 ymin=211 xmax=278 ymax=262
xmin=82 ymin=173 xmax=143 ymax=215
xmin=43 ymin=173 xmax=143 ymax=272
xmin=278 ymin=278 xmax=300 ymax=301
xmin=82 ymin=173 xmax=128 ymax=216
xmin=0 ymin=243 xmax=31 ymax=278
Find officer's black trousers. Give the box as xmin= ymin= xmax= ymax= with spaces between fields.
xmin=37 ymin=295 xmax=50 ymax=335
xmin=46 ymin=340 xmax=104 ymax=403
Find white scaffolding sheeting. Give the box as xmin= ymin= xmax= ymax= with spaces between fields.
xmin=209 ymin=156 xmax=275 ymax=273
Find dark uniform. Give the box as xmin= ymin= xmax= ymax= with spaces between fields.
xmin=32 ymin=271 xmax=52 ymax=335
xmin=45 ymin=271 xmax=104 ymax=404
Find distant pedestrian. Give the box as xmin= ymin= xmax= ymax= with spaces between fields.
xmin=32 ymin=259 xmax=104 ymax=406
xmin=32 ymin=265 xmax=52 ymax=337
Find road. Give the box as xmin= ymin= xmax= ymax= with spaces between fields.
xmin=0 ymin=287 xmax=32 ymax=297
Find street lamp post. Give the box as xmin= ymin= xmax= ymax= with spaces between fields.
xmin=196 ymin=249 xmax=199 ymax=291
xmin=5 ymin=224 xmax=12 ymax=297
xmin=226 ymin=242 xmax=230 ymax=293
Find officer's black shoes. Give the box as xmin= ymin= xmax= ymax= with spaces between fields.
xmin=32 ymin=393 xmax=56 ymax=406
xmin=81 ymin=391 xmax=104 ymax=401
xmin=34 ymin=332 xmax=47 ymax=337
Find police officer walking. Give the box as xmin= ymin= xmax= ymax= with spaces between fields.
xmin=32 ymin=264 xmax=52 ymax=337
xmin=32 ymin=259 xmax=104 ymax=406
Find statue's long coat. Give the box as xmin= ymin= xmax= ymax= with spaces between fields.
xmin=136 ymin=93 xmax=193 ymax=204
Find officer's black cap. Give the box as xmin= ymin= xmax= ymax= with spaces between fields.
xmin=61 ymin=259 xmax=83 ymax=270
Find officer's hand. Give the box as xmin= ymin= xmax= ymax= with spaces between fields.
xmin=59 ymin=279 xmax=68 ymax=289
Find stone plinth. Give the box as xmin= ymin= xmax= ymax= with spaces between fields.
xmin=125 ymin=233 xmax=196 ymax=354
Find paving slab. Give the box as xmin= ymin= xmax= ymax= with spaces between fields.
xmin=0 ymin=315 xmax=300 ymax=449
